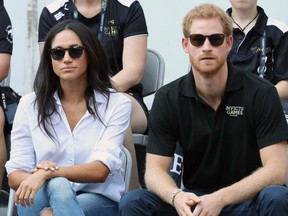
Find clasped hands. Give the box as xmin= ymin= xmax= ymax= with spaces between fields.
xmin=173 ymin=191 xmax=224 ymax=216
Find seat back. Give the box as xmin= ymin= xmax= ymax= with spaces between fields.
xmin=141 ymin=48 xmax=165 ymax=97
xmin=120 ymin=147 xmax=132 ymax=192
xmin=134 ymin=48 xmax=165 ymax=188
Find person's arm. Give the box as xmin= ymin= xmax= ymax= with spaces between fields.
xmin=275 ymin=80 xmax=288 ymax=99
xmin=190 ymin=142 xmax=288 ymax=215
xmin=145 ymin=153 xmax=201 ymax=216
xmin=0 ymin=53 xmax=10 ymax=81
xmin=111 ymin=35 xmax=147 ymax=92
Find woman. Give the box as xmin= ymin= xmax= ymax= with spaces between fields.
xmin=38 ymin=0 xmax=149 ymax=189
xmin=0 ymin=0 xmax=13 ymax=191
xmin=5 ymin=20 xmax=131 ymax=216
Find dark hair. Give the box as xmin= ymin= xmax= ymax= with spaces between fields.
xmin=34 ymin=20 xmax=111 ymax=139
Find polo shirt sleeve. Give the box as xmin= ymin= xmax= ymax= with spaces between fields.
xmin=254 ymin=86 xmax=288 ymax=149
xmin=0 ymin=6 xmax=12 ymax=54
xmin=147 ymin=88 xmax=178 ymax=157
xmin=122 ymin=1 xmax=148 ymax=38
xmin=273 ymin=31 xmax=288 ymax=82
xmin=38 ymin=7 xmax=57 ymax=43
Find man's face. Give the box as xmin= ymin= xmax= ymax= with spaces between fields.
xmin=182 ymin=17 xmax=233 ymax=77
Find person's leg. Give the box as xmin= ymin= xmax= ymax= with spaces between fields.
xmin=46 ymin=177 xmax=85 ymax=216
xmin=0 ymin=107 xmax=7 ymax=190
xmin=77 ymin=192 xmax=118 ymax=216
xmin=207 ymin=185 xmax=288 ymax=216
xmin=256 ymin=185 xmax=288 ymax=215
xmin=123 ymin=94 xmax=148 ymax=190
xmin=119 ymin=189 xmax=178 ymax=216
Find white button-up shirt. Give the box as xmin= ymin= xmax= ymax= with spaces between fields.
xmin=6 ymin=89 xmax=131 ymax=202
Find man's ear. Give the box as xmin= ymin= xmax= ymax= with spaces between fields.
xmin=182 ymin=37 xmax=189 ymax=53
xmin=226 ymin=35 xmax=233 ymax=53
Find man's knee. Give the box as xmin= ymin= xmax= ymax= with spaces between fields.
xmin=258 ymin=185 xmax=288 ymax=213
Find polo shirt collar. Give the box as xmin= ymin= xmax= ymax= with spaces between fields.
xmin=226 ymin=6 xmax=267 ymax=36
xmin=179 ymin=63 xmax=243 ymax=98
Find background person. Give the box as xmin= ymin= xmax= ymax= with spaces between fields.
xmin=119 ymin=3 xmax=288 ymax=216
xmin=6 ymin=20 xmax=131 ymax=216
xmin=38 ymin=0 xmax=149 ymax=190
xmin=0 ymin=0 xmax=13 ymax=191
xmin=227 ymin=0 xmax=288 ymax=99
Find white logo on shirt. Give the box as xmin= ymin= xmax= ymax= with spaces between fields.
xmin=6 ymin=25 xmax=13 ymax=44
xmin=54 ymin=11 xmax=65 ymax=21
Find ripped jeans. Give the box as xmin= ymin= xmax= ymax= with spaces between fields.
xmin=17 ymin=177 xmax=118 ymax=216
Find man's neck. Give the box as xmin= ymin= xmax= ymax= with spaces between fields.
xmin=193 ymin=67 xmax=228 ymax=110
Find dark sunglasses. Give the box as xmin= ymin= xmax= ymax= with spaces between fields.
xmin=188 ymin=34 xmax=226 ymax=47
xmin=49 ymin=45 xmax=85 ymax=60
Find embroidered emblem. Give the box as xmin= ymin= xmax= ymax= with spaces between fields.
xmin=226 ymin=106 xmax=244 ymax=117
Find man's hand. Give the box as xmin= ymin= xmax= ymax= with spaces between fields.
xmin=174 ymin=191 xmax=201 ymax=216
xmin=192 ymin=192 xmax=224 ymax=216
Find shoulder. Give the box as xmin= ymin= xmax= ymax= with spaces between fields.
xmin=94 ymin=89 xmax=131 ymax=107
xmin=267 ymin=17 xmax=288 ymax=33
xmin=118 ymin=0 xmax=139 ymax=8
xmin=45 ymin=0 xmax=69 ymax=13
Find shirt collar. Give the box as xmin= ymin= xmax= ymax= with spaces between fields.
xmin=53 ymin=89 xmax=110 ymax=106
xmin=179 ymin=62 xmax=243 ymax=98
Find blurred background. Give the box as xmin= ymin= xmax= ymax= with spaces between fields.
xmin=5 ymin=0 xmax=288 ymax=106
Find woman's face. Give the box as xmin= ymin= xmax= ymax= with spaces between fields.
xmin=50 ymin=29 xmax=88 ymax=84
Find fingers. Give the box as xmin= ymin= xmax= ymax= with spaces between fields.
xmin=15 ymin=186 xmax=37 ymax=207
xmin=185 ymin=194 xmax=201 ymax=206
xmin=35 ymin=161 xmax=59 ymax=172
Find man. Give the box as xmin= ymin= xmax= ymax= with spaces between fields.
xmin=119 ymin=3 xmax=288 ymax=216
xmin=0 ymin=0 xmax=13 ymax=191
xmin=227 ymin=0 xmax=288 ymax=99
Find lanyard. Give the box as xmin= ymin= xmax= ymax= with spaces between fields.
xmin=257 ymin=31 xmax=267 ymax=78
xmin=98 ymin=0 xmax=108 ymax=42
xmin=72 ymin=0 xmax=108 ymax=43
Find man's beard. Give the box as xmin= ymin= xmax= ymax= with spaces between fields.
xmin=190 ymin=54 xmax=226 ymax=78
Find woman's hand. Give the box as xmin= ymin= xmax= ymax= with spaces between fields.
xmin=31 ymin=160 xmax=59 ymax=174
xmin=15 ymin=169 xmax=50 ymax=207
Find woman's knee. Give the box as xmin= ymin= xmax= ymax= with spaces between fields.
xmin=46 ymin=177 xmax=74 ymax=198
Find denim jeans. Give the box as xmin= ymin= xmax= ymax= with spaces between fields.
xmin=119 ymin=185 xmax=288 ymax=216
xmin=17 ymin=177 xmax=118 ymax=216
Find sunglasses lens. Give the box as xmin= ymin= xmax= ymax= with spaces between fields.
xmin=69 ymin=46 xmax=85 ymax=59
xmin=190 ymin=35 xmax=206 ymax=46
xmin=189 ymin=34 xmax=225 ymax=47
xmin=50 ymin=46 xmax=85 ymax=60
xmin=209 ymin=34 xmax=225 ymax=46
xmin=50 ymin=48 xmax=65 ymax=60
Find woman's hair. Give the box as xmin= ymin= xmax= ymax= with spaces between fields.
xmin=34 ymin=20 xmax=111 ymax=138
xmin=182 ymin=3 xmax=233 ymax=37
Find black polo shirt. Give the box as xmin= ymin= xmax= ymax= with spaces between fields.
xmin=147 ymin=63 xmax=288 ymax=190
xmin=227 ymin=6 xmax=288 ymax=84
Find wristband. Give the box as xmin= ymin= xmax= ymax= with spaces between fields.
xmin=171 ymin=189 xmax=182 ymax=207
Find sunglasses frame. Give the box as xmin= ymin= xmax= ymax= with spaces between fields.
xmin=187 ymin=34 xmax=227 ymax=47
xmin=49 ymin=45 xmax=86 ymax=61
